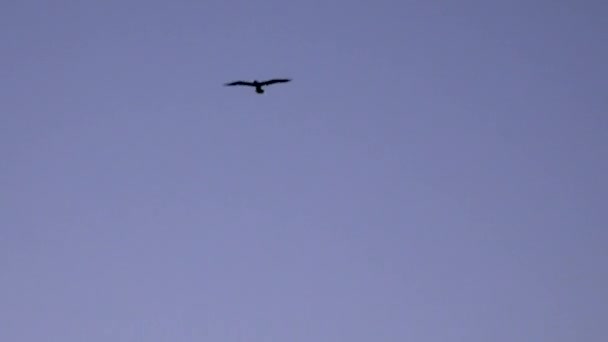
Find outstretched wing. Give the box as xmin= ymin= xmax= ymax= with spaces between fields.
xmin=259 ymin=78 xmax=291 ymax=86
xmin=225 ymin=81 xmax=256 ymax=87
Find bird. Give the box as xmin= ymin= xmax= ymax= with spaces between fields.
xmin=224 ymin=78 xmax=291 ymax=94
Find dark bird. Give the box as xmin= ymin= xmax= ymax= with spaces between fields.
xmin=224 ymin=78 xmax=291 ymax=94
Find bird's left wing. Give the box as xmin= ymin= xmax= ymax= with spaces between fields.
xmin=225 ymin=81 xmax=255 ymax=86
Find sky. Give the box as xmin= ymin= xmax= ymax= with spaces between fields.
xmin=1 ymin=1 xmax=607 ymax=341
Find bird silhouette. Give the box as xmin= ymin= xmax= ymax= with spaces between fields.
xmin=224 ymin=78 xmax=291 ymax=94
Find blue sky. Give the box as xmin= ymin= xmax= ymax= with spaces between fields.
xmin=2 ymin=1 xmax=607 ymax=341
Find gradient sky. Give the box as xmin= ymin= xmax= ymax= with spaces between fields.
xmin=2 ymin=1 xmax=607 ymax=341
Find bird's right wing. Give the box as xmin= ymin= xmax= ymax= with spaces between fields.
xmin=260 ymin=78 xmax=291 ymax=86
xmin=225 ymin=81 xmax=255 ymax=87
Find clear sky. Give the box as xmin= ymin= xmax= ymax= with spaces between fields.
xmin=2 ymin=1 xmax=607 ymax=341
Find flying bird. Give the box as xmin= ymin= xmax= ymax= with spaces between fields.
xmin=224 ymin=78 xmax=291 ymax=94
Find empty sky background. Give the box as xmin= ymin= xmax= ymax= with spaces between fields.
xmin=2 ymin=1 xmax=607 ymax=341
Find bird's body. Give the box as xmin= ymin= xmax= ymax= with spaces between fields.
xmin=224 ymin=78 xmax=291 ymax=94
